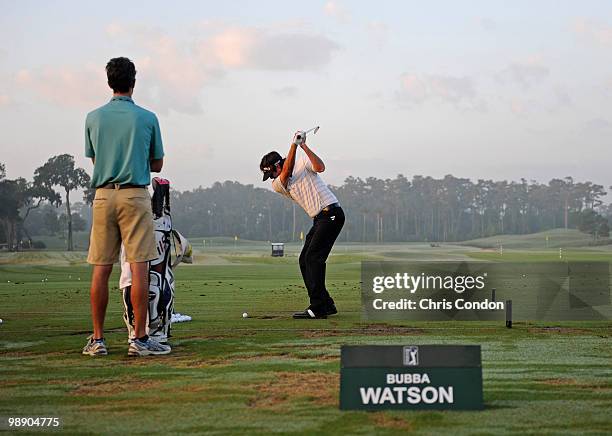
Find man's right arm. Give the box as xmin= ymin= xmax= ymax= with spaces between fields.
xmin=150 ymin=114 xmax=165 ymax=173
xmin=278 ymin=134 xmax=301 ymax=188
xmin=278 ymin=144 xmax=297 ymax=188
xmin=85 ymin=114 xmax=95 ymax=162
xmin=151 ymin=158 xmax=163 ymax=173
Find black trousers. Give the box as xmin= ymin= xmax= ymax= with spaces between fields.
xmin=299 ymin=206 xmax=345 ymax=313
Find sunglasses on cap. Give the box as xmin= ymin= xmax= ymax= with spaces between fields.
xmin=261 ymin=159 xmax=281 ymax=181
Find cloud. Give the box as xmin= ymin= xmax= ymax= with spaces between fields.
xmin=105 ymin=22 xmax=123 ymax=37
xmin=0 ymin=93 xmax=11 ymax=107
xmin=475 ymin=17 xmax=497 ymax=32
xmin=14 ymin=65 xmax=107 ymax=109
xmin=202 ymin=27 xmax=256 ymax=68
xmin=104 ymin=22 xmax=223 ymax=114
xmin=584 ymin=118 xmax=612 ymax=131
xmin=397 ymin=73 xmax=483 ymax=110
xmin=572 ymin=18 xmax=612 ymax=47
xmin=602 ymin=75 xmax=612 ymax=95
xmin=272 ymin=86 xmax=298 ymax=98
xmin=509 ymin=98 xmax=532 ymax=116
xmin=199 ymin=29 xmax=339 ymax=71
xmin=367 ymin=21 xmax=388 ymax=48
xmin=505 ymin=85 xmax=572 ymax=117
xmin=502 ymin=83 xmax=572 ymax=118
xmin=324 ymin=1 xmax=350 ymax=23
xmin=496 ymin=55 xmax=549 ymax=89
xmin=552 ymin=85 xmax=573 ymax=108
xmin=13 ymin=22 xmax=339 ymax=115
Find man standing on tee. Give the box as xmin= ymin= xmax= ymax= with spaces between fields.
xmin=83 ymin=57 xmax=170 ymax=356
xmin=260 ymin=132 xmax=345 ymax=319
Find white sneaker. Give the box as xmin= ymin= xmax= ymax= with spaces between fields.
xmin=126 ymin=334 xmax=168 ymax=345
xmin=128 ymin=337 xmax=171 ymax=356
xmin=82 ymin=335 xmax=108 ymax=356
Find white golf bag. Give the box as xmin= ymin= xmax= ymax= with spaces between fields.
xmin=120 ymin=177 xmax=192 ymax=343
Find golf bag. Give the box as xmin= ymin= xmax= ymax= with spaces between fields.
xmin=120 ymin=177 xmax=192 ymax=343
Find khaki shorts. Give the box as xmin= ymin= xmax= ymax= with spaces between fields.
xmin=87 ymin=187 xmax=157 ymax=265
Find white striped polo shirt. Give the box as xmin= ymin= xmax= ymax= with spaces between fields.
xmin=272 ymin=155 xmax=338 ymax=218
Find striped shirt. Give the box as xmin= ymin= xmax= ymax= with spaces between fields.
xmin=272 ymin=155 xmax=338 ymax=218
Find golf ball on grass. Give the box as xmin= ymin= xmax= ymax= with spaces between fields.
xmin=242 ymin=312 xmax=248 ymax=318
xmin=0 ymin=319 xmax=3 ymax=324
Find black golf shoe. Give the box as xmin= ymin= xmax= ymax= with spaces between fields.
xmin=325 ymin=304 xmax=338 ymax=316
xmin=292 ymin=309 xmax=327 ymax=319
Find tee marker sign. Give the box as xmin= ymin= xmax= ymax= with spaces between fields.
xmin=340 ymin=345 xmax=483 ymax=410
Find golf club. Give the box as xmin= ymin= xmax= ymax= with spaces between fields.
xmin=294 ymin=126 xmax=320 ymax=144
xmin=303 ymin=126 xmax=320 ymax=135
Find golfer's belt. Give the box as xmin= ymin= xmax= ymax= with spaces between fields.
xmin=315 ymin=203 xmax=340 ymax=219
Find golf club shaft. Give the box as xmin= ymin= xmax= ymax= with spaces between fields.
xmin=303 ymin=126 xmax=319 ymax=135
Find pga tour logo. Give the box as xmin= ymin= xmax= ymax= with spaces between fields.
xmin=403 ymin=346 xmax=419 ymax=366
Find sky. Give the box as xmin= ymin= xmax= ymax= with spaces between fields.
xmin=1 ymin=0 xmax=612 ymax=193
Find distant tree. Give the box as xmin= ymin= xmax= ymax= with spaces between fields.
xmin=34 ymin=154 xmax=90 ymax=251
xmin=0 ymin=163 xmax=6 ymax=245
xmin=59 ymin=213 xmax=87 ymax=233
xmin=0 ymin=177 xmax=29 ymax=250
xmin=71 ymin=202 xmax=92 ymax=229
xmin=83 ymin=186 xmax=96 ymax=206
xmin=42 ymin=208 xmax=60 ymax=235
xmin=72 ymin=213 xmax=87 ymax=232
xmin=20 ymin=183 xmax=60 ymax=245
xmin=0 ymin=161 xmax=58 ymax=246
xmin=599 ymin=221 xmax=610 ymax=239
xmin=578 ymin=209 xmax=609 ymax=240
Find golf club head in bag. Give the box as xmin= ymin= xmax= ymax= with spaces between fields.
xmin=171 ymin=229 xmax=193 ymax=268
xmin=121 ymin=177 xmax=175 ymax=343
xmin=151 ymin=177 xmax=170 ymax=219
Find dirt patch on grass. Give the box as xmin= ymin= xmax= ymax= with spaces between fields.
xmin=252 ymin=315 xmax=285 ymax=320
xmin=302 ymin=324 xmax=424 ymax=338
xmin=370 ymin=413 xmax=414 ymax=430
xmin=174 ymin=331 xmax=258 ymax=341
xmin=79 ymin=396 xmax=160 ymax=414
xmin=538 ymin=378 xmax=579 ymax=386
xmin=144 ymin=349 xmax=337 ymax=368
xmin=537 ymin=378 xmax=612 ymax=391
xmin=294 ymin=354 xmax=338 ymax=362
xmin=122 ymin=352 xmax=205 ymax=367
xmin=527 ymin=327 xmax=595 ymax=335
xmin=0 ymin=379 xmax=37 ymax=388
xmin=0 ymin=350 xmax=38 ymax=358
xmin=70 ymin=378 xmax=162 ymax=396
xmin=248 ymin=371 xmax=338 ymax=409
xmin=136 ymin=351 xmax=298 ymax=369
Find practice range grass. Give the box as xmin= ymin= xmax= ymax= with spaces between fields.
xmin=0 ymin=242 xmax=611 ymax=435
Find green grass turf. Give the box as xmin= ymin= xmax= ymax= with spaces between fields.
xmin=459 ymin=228 xmax=609 ymax=250
xmin=0 ymin=248 xmax=611 ymax=435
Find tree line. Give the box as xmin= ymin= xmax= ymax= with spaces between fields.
xmin=0 ymin=155 xmax=89 ymax=250
xmin=1 ymin=154 xmax=611 ymax=250
xmin=171 ymin=175 xmax=611 ymax=243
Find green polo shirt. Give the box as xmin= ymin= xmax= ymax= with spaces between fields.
xmin=85 ymin=96 xmax=164 ymax=188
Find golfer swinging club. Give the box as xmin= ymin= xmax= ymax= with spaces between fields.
xmin=260 ymin=130 xmax=345 ymax=319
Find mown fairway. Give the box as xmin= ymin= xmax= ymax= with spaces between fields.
xmin=1 ymin=240 xmax=611 ymax=435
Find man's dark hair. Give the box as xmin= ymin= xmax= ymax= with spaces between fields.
xmin=106 ymin=57 xmax=136 ymax=93
xmin=260 ymin=151 xmax=284 ymax=181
